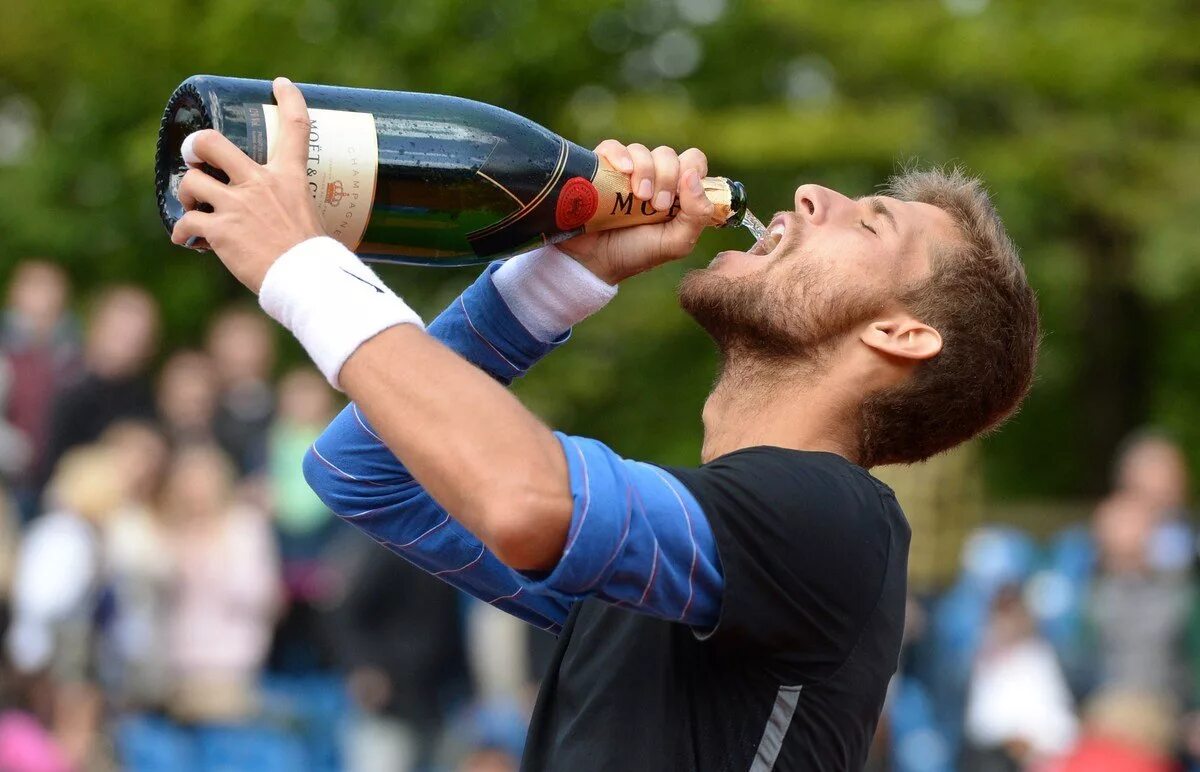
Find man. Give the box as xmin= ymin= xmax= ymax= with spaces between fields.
xmin=173 ymin=78 xmax=1038 ymax=770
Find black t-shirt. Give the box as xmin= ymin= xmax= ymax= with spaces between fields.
xmin=521 ymin=447 xmax=910 ymax=772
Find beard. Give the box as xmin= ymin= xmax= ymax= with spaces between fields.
xmin=677 ymin=251 xmax=886 ymax=363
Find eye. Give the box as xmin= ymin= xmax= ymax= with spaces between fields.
xmin=860 ymin=220 xmax=878 ymax=236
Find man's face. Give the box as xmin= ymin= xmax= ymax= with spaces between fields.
xmin=679 ymin=184 xmax=955 ymax=358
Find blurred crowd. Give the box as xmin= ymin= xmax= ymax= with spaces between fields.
xmin=0 ymin=260 xmax=550 ymax=772
xmin=5 ymin=258 xmax=1200 ymax=772
xmin=875 ymin=434 xmax=1200 ymax=772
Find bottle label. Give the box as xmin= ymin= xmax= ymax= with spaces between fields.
xmin=261 ymin=104 xmax=378 ymax=251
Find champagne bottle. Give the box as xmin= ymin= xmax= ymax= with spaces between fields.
xmin=155 ymin=75 xmax=747 ymax=267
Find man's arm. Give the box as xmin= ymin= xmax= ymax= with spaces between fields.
xmin=303 ymin=253 xmax=719 ymax=627
xmin=302 ymin=254 xmax=607 ymax=631
xmin=171 ymin=77 xmax=724 ymax=629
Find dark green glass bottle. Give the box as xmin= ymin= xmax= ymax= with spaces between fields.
xmin=155 ymin=75 xmax=746 ymax=267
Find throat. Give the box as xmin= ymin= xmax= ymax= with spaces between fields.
xmin=700 ymin=356 xmax=860 ymax=464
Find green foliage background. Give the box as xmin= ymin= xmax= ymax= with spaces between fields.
xmin=0 ymin=0 xmax=1197 ymax=499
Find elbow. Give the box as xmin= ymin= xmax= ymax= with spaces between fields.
xmin=475 ymin=488 xmax=573 ymax=572
xmin=302 ymin=445 xmax=344 ymax=514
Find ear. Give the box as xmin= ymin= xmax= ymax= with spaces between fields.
xmin=860 ymin=316 xmax=943 ymax=362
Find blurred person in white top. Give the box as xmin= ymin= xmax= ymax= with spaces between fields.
xmin=965 ymin=585 xmax=1078 ymax=770
xmin=162 ymin=443 xmax=281 ymax=723
xmin=6 ymin=445 xmax=127 ymax=768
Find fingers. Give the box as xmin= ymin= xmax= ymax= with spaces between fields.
xmin=650 ymin=146 xmax=680 ymax=213
xmin=594 ymin=139 xmax=634 ymax=175
xmin=269 ymin=77 xmax=312 ymax=168
xmin=178 ymin=168 xmax=233 ymax=212
xmin=627 ymin=143 xmax=655 ymax=202
xmin=170 ymin=210 xmax=216 ymax=247
xmin=182 ymin=130 xmax=259 ymax=183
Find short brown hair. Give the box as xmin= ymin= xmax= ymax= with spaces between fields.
xmin=857 ymin=167 xmax=1039 ymax=467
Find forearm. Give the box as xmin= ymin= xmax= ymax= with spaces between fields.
xmin=340 ymin=325 xmax=573 ymax=569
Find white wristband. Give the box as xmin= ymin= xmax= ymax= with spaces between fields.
xmin=258 ymin=237 xmax=424 ymax=390
xmin=492 ymin=245 xmax=617 ymax=343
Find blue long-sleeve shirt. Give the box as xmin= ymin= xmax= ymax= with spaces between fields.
xmin=302 ymin=263 xmax=723 ymax=634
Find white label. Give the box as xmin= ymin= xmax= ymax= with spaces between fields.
xmin=262 ymin=104 xmax=378 ymax=251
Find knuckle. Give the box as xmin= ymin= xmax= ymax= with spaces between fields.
xmin=195 ymin=129 xmax=220 ymax=149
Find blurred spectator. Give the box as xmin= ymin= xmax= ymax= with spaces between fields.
xmin=964 ymin=586 xmax=1078 ymax=770
xmin=1089 ymin=493 xmax=1191 ymax=697
xmin=267 ymin=368 xmax=340 ymax=673
xmin=1112 ymin=431 xmax=1193 ymax=573
xmin=207 ymin=307 xmax=276 ymax=476
xmin=457 ymin=745 xmax=520 ymax=772
xmin=0 ymin=359 xmax=32 ymax=485
xmin=156 ymin=350 xmax=219 ymax=448
xmin=162 ymin=444 xmax=280 ymax=724
xmin=6 ymin=445 xmax=126 ymax=768
xmin=98 ymin=420 xmax=173 ymax=710
xmin=329 ymin=533 xmax=468 ymax=772
xmin=0 ymin=261 xmax=79 ymax=519
xmin=1049 ymin=689 xmax=1181 ymax=772
xmin=39 ymin=286 xmax=158 ymax=495
xmin=269 ymin=367 xmax=338 ymax=561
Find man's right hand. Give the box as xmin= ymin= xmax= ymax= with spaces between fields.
xmin=558 ymin=140 xmax=714 ymax=285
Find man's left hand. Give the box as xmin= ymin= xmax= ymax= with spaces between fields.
xmin=171 ymin=77 xmax=324 ymax=293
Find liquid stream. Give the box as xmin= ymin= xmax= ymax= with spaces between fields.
xmin=741 ymin=209 xmax=767 ymax=243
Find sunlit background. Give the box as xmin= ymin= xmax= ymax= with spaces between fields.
xmin=0 ymin=0 xmax=1198 ymax=769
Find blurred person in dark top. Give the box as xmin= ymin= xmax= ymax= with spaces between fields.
xmin=1088 ymin=493 xmax=1191 ymax=697
xmin=330 ymin=532 xmax=467 ymax=772
xmin=97 ymin=420 xmax=173 ymax=710
xmin=162 ymin=444 xmax=281 ymax=724
xmin=1112 ymin=431 xmax=1193 ymax=573
xmin=963 ymin=586 xmax=1077 ymax=771
xmin=207 ymin=306 xmax=277 ymax=475
xmin=39 ymin=285 xmax=158 ymax=494
xmin=266 ymin=367 xmax=340 ymax=672
xmin=155 ymin=350 xmax=220 ymax=447
xmin=0 ymin=261 xmax=80 ymax=519
xmin=6 ymin=445 xmax=127 ymax=770
xmin=0 ymin=361 xmax=32 ymax=489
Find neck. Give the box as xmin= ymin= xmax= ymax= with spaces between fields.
xmin=700 ymin=354 xmax=862 ymax=464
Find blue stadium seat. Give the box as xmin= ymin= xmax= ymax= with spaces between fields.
xmin=115 ymin=715 xmax=198 ymax=772
xmin=196 ymin=725 xmax=306 ymax=772
xmin=889 ymin=677 xmax=953 ymax=772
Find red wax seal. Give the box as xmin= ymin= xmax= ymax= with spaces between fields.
xmin=555 ymin=176 xmax=599 ymax=231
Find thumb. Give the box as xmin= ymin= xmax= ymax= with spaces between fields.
xmin=662 ymin=169 xmax=714 ymax=249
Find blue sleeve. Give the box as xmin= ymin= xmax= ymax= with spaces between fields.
xmin=304 ymin=261 xmax=723 ymax=633
xmin=514 ymin=433 xmax=721 ymax=629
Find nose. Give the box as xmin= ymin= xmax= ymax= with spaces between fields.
xmin=794 ymin=184 xmax=850 ymax=226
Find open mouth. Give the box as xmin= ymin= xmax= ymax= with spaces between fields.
xmin=747 ymin=215 xmax=788 ymax=257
